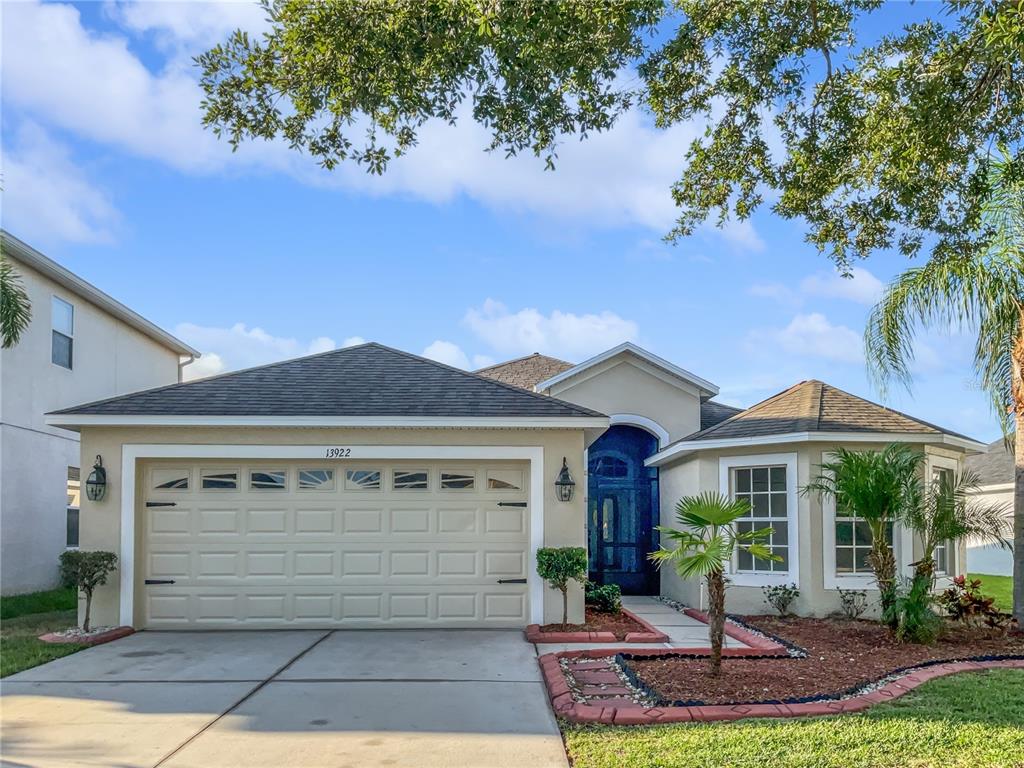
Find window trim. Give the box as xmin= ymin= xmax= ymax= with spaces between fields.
xmin=821 ymin=450 xmax=914 ymax=590
xmin=719 ymin=452 xmax=799 ymax=587
xmin=51 ymin=295 xmax=75 ymax=370
xmin=927 ymin=454 xmax=961 ymax=579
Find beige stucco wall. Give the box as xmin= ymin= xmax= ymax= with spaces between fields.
xmin=657 ymin=441 xmax=969 ymax=617
xmin=76 ymin=425 xmax=587 ymax=628
xmin=0 ymin=262 xmax=183 ymax=594
xmin=545 ymin=358 xmax=701 ymax=444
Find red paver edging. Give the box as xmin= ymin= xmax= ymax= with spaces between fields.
xmin=681 ymin=608 xmax=786 ymax=651
xmin=38 ymin=626 xmax=134 ymax=646
xmin=541 ymin=653 xmax=1024 ymax=725
xmin=525 ymin=608 xmax=670 ymax=643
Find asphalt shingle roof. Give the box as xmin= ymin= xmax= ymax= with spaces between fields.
xmin=50 ymin=343 xmax=605 ymax=419
xmin=475 ymin=353 xmax=574 ymax=391
xmin=965 ymin=437 xmax=1016 ymax=486
xmin=700 ymin=400 xmax=745 ymax=431
xmin=677 ymin=380 xmax=971 ymax=443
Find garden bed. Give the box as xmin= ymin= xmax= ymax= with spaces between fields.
xmin=626 ymin=616 xmax=1024 ymax=705
xmin=527 ymin=607 xmax=668 ymax=643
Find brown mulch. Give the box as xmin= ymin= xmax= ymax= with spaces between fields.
xmin=629 ymin=616 xmax=1024 ymax=705
xmin=539 ymin=607 xmax=649 ymax=640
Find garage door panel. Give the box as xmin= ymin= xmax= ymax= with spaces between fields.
xmin=141 ymin=460 xmax=530 ymax=628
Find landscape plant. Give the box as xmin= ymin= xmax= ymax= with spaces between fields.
xmin=837 ymin=588 xmax=869 ymax=620
xmin=0 ymin=255 xmax=31 ymax=348
xmin=803 ymin=445 xmax=924 ymax=626
xmin=650 ymin=492 xmax=777 ymax=676
xmin=58 ymin=550 xmax=117 ymax=633
xmin=536 ymin=547 xmax=588 ymax=630
xmin=584 ymin=581 xmax=622 ymax=614
xmin=761 ymin=583 xmax=800 ymax=617
xmin=939 ymin=576 xmax=1013 ymax=631
xmin=884 ymin=577 xmax=942 ymax=645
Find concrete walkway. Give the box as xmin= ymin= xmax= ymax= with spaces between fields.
xmin=1 ymin=630 xmax=567 ymax=768
xmin=533 ymin=596 xmax=749 ymax=653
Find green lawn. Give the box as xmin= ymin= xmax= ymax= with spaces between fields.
xmin=1 ymin=588 xmax=84 ymax=678
xmin=967 ymin=573 xmax=1013 ymax=613
xmin=563 ymin=670 xmax=1024 ymax=768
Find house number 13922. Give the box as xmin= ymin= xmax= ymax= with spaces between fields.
xmin=325 ymin=448 xmax=352 ymax=458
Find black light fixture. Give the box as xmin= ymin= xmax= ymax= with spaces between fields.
xmin=85 ymin=455 xmax=107 ymax=501
xmin=554 ymin=457 xmax=575 ymax=502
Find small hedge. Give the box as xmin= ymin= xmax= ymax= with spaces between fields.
xmin=585 ymin=581 xmax=622 ymax=614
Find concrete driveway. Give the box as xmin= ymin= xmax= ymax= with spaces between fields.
xmin=0 ymin=630 xmax=568 ymax=768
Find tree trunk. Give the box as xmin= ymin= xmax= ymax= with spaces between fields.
xmin=561 ymin=586 xmax=569 ymax=631
xmin=82 ymin=589 xmax=92 ymax=633
xmin=1013 ymin=313 xmax=1023 ymax=630
xmin=706 ymin=571 xmax=726 ymax=677
xmin=869 ymin=539 xmax=898 ymax=627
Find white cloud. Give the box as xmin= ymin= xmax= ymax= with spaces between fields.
xmin=182 ymin=352 xmax=225 ymax=381
xmin=422 ymin=340 xmax=470 ymax=369
xmin=1 ymin=122 xmax=120 ymax=244
xmin=463 ymin=299 xmax=638 ymax=359
xmin=747 ymin=282 xmax=796 ymax=304
xmin=341 ymin=336 xmax=366 ymax=348
xmin=472 ymin=354 xmax=496 ymax=369
xmin=110 ymin=0 xmax=269 ymax=49
xmin=800 ymin=267 xmax=884 ymax=305
xmin=173 ymin=322 xmax=337 ymax=373
xmin=748 ymin=313 xmax=863 ymax=364
xmin=708 ymin=218 xmax=765 ymax=252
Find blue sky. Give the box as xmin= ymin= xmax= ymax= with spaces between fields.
xmin=1 ymin=1 xmax=1000 ymax=441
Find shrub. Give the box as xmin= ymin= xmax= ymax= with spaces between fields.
xmin=938 ymin=575 xmax=1012 ymax=631
xmin=585 ymin=581 xmax=622 ymax=614
xmin=536 ymin=547 xmax=588 ymax=629
xmin=761 ymin=583 xmax=799 ymax=616
xmin=59 ymin=550 xmax=117 ymax=632
xmin=884 ymin=577 xmax=941 ymax=644
xmin=837 ymin=588 xmax=869 ymax=620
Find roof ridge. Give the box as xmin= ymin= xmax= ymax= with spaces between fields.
xmin=687 ymin=380 xmax=812 ymax=440
xmin=474 ymin=351 xmax=573 ymax=373
xmin=814 ymin=380 xmax=825 ymax=430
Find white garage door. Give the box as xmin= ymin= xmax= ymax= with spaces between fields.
xmin=140 ymin=460 xmax=530 ymax=628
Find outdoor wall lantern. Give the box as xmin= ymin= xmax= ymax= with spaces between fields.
xmin=555 ymin=457 xmax=576 ymax=502
xmin=85 ymin=455 xmax=107 ymax=501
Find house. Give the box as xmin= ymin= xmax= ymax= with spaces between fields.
xmin=45 ymin=341 xmax=984 ymax=629
xmin=965 ymin=437 xmax=1016 ymax=576
xmin=1 ymin=231 xmax=198 ymax=594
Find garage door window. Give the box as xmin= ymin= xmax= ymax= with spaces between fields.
xmin=299 ymin=469 xmax=335 ymax=490
xmin=201 ymin=470 xmax=238 ymax=490
xmin=153 ymin=468 xmax=190 ymax=490
xmin=486 ymin=469 xmax=523 ymax=491
xmin=345 ymin=470 xmax=381 ymax=490
xmin=393 ymin=470 xmax=428 ymax=490
xmin=441 ymin=471 xmax=475 ymax=490
xmin=250 ymin=470 xmax=287 ymax=490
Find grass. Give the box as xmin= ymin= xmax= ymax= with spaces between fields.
xmin=967 ymin=573 xmax=1014 ymax=613
xmin=0 ymin=586 xmax=76 ymax=620
xmin=562 ymin=670 xmax=1024 ymax=768
xmin=1 ymin=588 xmax=84 ymax=678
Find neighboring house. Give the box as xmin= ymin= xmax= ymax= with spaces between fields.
xmin=46 ymin=341 xmax=984 ymax=630
xmin=965 ymin=437 xmax=1015 ymax=576
xmin=0 ymin=231 xmax=198 ymax=594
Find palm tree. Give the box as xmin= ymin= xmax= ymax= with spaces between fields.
xmin=905 ymin=469 xmax=1013 ymax=586
xmin=649 ymin=492 xmax=776 ymax=676
xmin=803 ymin=445 xmax=924 ymax=625
xmin=0 ymin=255 xmax=32 ymax=348
xmin=865 ymin=148 xmax=1023 ymax=627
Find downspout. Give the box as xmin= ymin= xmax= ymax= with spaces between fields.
xmin=177 ymin=354 xmax=195 ymax=383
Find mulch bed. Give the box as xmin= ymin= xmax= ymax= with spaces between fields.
xmin=540 ymin=608 xmax=649 ymax=641
xmin=628 ymin=616 xmax=1024 ymax=705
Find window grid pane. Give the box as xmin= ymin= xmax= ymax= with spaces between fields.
xmin=733 ymin=465 xmax=788 ymax=574
xmin=835 ymin=505 xmax=892 ymax=575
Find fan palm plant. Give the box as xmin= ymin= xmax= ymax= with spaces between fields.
xmin=803 ymin=445 xmax=924 ymax=625
xmin=865 ymin=147 xmax=1023 ymax=626
xmin=906 ymin=469 xmax=1013 ymax=586
xmin=0 ymin=255 xmax=32 ymax=348
xmin=650 ymin=492 xmax=777 ymax=676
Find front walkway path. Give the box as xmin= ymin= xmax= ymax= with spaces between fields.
xmin=533 ymin=596 xmax=749 ymax=653
xmin=1 ymin=629 xmax=568 ymax=768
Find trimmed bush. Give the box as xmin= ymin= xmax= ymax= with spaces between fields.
xmin=59 ymin=550 xmax=117 ymax=632
xmin=585 ymin=581 xmax=622 ymax=614
xmin=762 ymin=583 xmax=800 ymax=616
xmin=536 ymin=547 xmax=588 ymax=629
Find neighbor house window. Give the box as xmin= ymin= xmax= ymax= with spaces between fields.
xmin=732 ymin=465 xmax=790 ymax=573
xmin=51 ymin=297 xmax=74 ymax=369
xmin=66 ymin=466 xmax=80 ymax=548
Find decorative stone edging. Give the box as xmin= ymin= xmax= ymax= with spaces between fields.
xmin=540 ymin=651 xmax=1024 ymax=725
xmin=525 ymin=608 xmax=670 ymax=643
xmin=653 ymin=596 xmax=791 ymax=653
xmin=38 ymin=626 xmax=134 ymax=647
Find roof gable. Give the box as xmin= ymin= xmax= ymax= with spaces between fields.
xmin=475 ymin=353 xmax=573 ymax=391
xmin=49 ymin=343 xmax=606 ymax=421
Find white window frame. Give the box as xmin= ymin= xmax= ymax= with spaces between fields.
xmin=51 ymin=295 xmax=74 ymax=370
xmin=719 ymin=452 xmax=799 ymax=587
xmin=927 ymin=453 xmax=961 ymax=579
xmin=821 ymin=450 xmax=914 ymax=590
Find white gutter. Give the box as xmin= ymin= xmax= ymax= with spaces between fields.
xmin=2 ymin=230 xmax=199 ymax=358
xmin=646 ymin=431 xmax=988 ymax=467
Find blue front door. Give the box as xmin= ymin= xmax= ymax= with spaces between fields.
xmin=587 ymin=425 xmax=660 ymax=594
